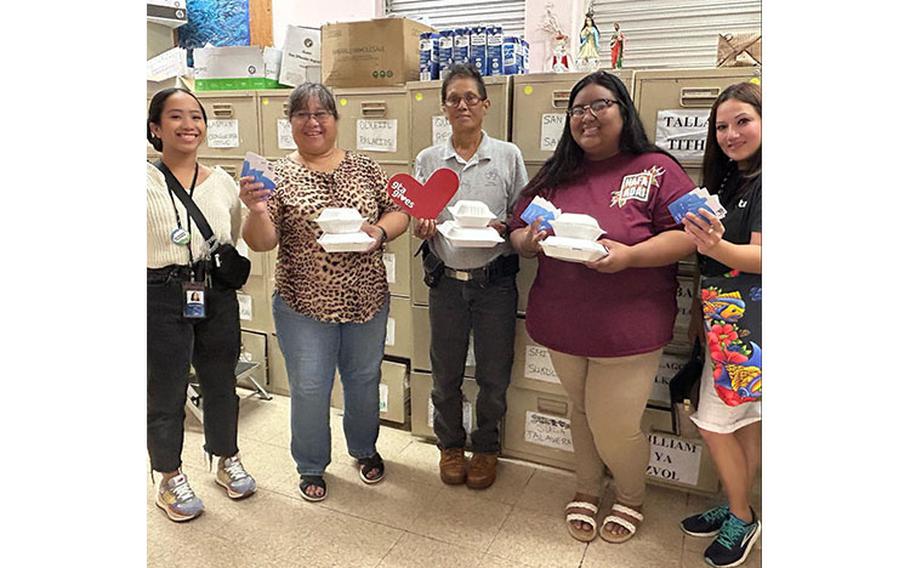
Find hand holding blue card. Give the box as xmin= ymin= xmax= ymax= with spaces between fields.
xmin=668 ymin=187 xmax=726 ymax=224
xmin=520 ymin=196 xmax=561 ymax=231
xmin=242 ymin=152 xmax=277 ymax=192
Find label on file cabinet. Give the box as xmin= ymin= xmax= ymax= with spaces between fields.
xmin=357 ymin=119 xmax=398 ymax=153
xmin=379 ymin=383 xmax=389 ymax=413
xmin=540 ymin=114 xmax=565 ymax=152
xmin=655 ymin=109 xmax=711 ymax=162
xmin=647 ymin=433 xmax=703 ymax=486
xmin=386 ymin=318 xmax=396 ymax=346
xmin=383 ymin=253 xmax=396 ymax=284
xmin=432 ymin=116 xmax=452 ymax=147
xmin=237 ymin=293 xmax=253 ymax=321
xmin=277 ymin=119 xmax=296 ymax=150
xmin=206 ymin=119 xmax=240 ymax=148
xmin=524 ymin=411 xmax=573 ymax=451
xmin=524 ymin=345 xmax=560 ymax=383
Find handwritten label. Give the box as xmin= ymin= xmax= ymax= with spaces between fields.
xmin=524 ymin=411 xmax=573 ymax=452
xmin=383 ymin=252 xmax=396 ymax=284
xmin=655 ymin=110 xmax=711 ymax=162
xmin=237 ymin=293 xmax=252 ymax=321
xmin=432 ymin=115 xmax=452 ymax=146
xmin=524 ymin=345 xmax=560 ymax=384
xmin=379 ymin=383 xmax=389 ymax=413
xmin=427 ymin=396 xmax=473 ymax=432
xmin=647 ymin=433 xmax=703 ymax=486
xmin=386 ymin=318 xmax=395 ymax=346
xmin=650 ymin=352 xmax=688 ymax=406
xmin=277 ymin=119 xmax=295 ymax=150
xmin=539 ymin=113 xmax=565 ymax=151
xmin=357 ymin=119 xmax=398 ymax=153
xmin=206 ymin=119 xmax=240 ymax=149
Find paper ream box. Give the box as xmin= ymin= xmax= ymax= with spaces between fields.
xmin=279 ymin=25 xmax=321 ymax=87
xmin=194 ymin=46 xmax=282 ymax=91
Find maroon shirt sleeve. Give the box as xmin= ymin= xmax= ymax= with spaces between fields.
xmin=509 ymin=192 xmax=534 ymax=232
xmin=647 ymin=154 xmax=696 ymax=233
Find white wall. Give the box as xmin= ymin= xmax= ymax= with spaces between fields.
xmin=524 ymin=0 xmax=585 ymax=73
xmin=272 ymin=0 xmax=382 ymax=48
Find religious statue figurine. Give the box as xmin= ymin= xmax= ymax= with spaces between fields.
xmin=577 ymin=9 xmax=600 ymax=72
xmin=610 ymin=22 xmax=625 ymax=69
xmin=540 ymin=2 xmax=573 ymax=73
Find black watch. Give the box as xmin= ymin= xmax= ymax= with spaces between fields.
xmin=377 ymin=226 xmax=388 ymax=242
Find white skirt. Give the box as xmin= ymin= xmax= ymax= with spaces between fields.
xmin=690 ymin=345 xmax=761 ymax=434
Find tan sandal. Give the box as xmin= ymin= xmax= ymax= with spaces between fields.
xmin=599 ymin=503 xmax=644 ymax=544
xmin=564 ymin=500 xmax=599 ymax=542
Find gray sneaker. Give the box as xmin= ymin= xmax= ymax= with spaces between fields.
xmin=215 ymin=455 xmax=257 ymax=499
xmin=156 ymin=472 xmax=204 ymax=522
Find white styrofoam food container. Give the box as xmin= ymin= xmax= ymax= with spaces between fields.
xmin=317 ymin=232 xmax=375 ymax=252
xmin=438 ymin=221 xmax=504 ymax=248
xmin=448 ymin=200 xmax=497 ymax=228
xmin=540 ymin=236 xmax=608 ymax=263
xmin=549 ymin=213 xmax=605 ymax=241
xmin=315 ymin=208 xmax=366 ymax=234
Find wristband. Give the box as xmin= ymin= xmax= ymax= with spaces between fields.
xmin=377 ymin=225 xmax=388 ymax=243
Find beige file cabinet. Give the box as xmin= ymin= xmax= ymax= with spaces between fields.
xmin=384 ymin=229 xmax=411 ymax=299
xmin=239 ymin=330 xmax=268 ymax=391
xmin=516 ymin=255 xmax=537 ymax=314
xmin=196 ymin=91 xmax=261 ymax=159
xmin=632 ymin=67 xmax=761 ymax=184
xmin=502 ymin=385 xmax=576 ymax=471
xmin=237 ymin=247 xmax=276 ymax=335
xmin=410 ymin=371 xmax=481 ymax=441
xmin=267 ymin=333 xmax=289 ymax=396
xmin=410 ymin=304 xmax=478 ymax=377
xmin=257 ymin=89 xmax=295 ymax=159
xmin=197 ymin=157 xmax=244 ymax=182
xmin=641 ymin=405 xmax=675 ymax=435
xmin=333 ymin=87 xmax=411 ymax=168
xmin=406 ymin=76 xmax=512 ymax=161
xmin=511 ymin=70 xmax=634 ymax=171
xmin=674 ymin=275 xmax=697 ymax=342
xmin=385 ymin=295 xmax=413 ymax=360
xmin=330 ymin=359 xmax=411 ymax=424
xmin=511 ymin=316 xmax=565 ymax=395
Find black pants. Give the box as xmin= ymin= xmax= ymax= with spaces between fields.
xmin=147 ymin=275 xmax=241 ymax=472
xmin=429 ymin=273 xmax=517 ymax=453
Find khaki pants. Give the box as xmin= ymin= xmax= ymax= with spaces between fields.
xmin=549 ymin=348 xmax=663 ymax=506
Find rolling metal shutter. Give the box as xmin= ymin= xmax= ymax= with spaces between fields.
xmin=385 ymin=0 xmax=527 ymax=38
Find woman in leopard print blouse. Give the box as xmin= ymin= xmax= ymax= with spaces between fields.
xmin=240 ymin=83 xmax=409 ymax=502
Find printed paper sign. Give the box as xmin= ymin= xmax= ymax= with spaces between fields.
xmin=357 ymin=119 xmax=398 ymax=153
xmin=427 ymin=397 xmax=473 ymax=432
xmin=379 ymin=383 xmax=389 ymax=413
xmin=524 ymin=345 xmax=560 ymax=384
xmin=206 ymin=119 xmax=240 ymax=148
xmin=383 ymin=253 xmax=396 ymax=284
xmin=386 ymin=318 xmax=395 ymax=346
xmin=386 ymin=169 xmax=459 ymax=219
xmin=432 ymin=116 xmax=452 ymax=146
xmin=524 ymin=411 xmax=573 ymax=452
xmin=540 ymin=113 xmax=565 ymax=151
xmin=647 ymin=433 xmax=703 ymax=486
xmin=655 ymin=109 xmax=711 ymax=162
xmin=277 ymin=119 xmax=296 ymax=150
xmin=650 ymin=352 xmax=689 ymax=406
xmin=237 ymin=293 xmax=252 ymax=321
xmin=147 ymin=46 xmax=188 ymax=82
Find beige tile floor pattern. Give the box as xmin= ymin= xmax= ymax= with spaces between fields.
xmin=148 ymin=393 xmax=761 ymax=568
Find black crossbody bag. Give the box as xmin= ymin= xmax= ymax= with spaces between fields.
xmin=154 ymin=161 xmax=251 ymax=290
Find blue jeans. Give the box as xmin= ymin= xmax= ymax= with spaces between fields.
xmin=273 ymin=292 xmax=389 ymax=477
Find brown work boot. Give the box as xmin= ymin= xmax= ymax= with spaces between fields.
xmin=439 ymin=448 xmax=467 ymax=485
xmin=466 ymin=452 xmax=498 ymax=490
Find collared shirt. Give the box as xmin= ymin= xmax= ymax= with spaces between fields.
xmin=414 ymin=131 xmax=528 ymax=270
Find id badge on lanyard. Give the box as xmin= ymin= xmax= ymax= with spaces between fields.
xmin=166 ymin=163 xmax=208 ymax=319
xmin=182 ymin=281 xmax=207 ymax=319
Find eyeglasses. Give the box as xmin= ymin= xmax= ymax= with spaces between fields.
xmin=291 ymin=110 xmax=334 ymax=123
xmin=568 ymin=98 xmax=621 ymax=119
xmin=444 ymin=93 xmax=485 ymax=108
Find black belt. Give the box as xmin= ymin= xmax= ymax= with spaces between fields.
xmin=442 ymin=254 xmax=519 ymax=284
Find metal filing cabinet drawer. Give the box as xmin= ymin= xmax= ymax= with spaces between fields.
xmin=632 ymin=67 xmax=760 ymax=185
xmin=237 ymin=247 xmax=276 ymax=335
xmin=334 ymin=87 xmax=411 ymax=166
xmin=331 ymin=359 xmax=411 ymax=424
xmin=502 ymin=386 xmax=576 ymax=471
xmin=511 ymin=316 xmax=565 ymax=395
xmin=239 ymin=330 xmax=268 ymax=391
xmin=406 ymin=76 xmax=512 ymax=162
xmin=196 ymin=91 xmax=261 ymax=158
xmin=385 ymin=295 xmax=413 ymax=360
xmin=410 ymin=371 xmax=480 ymax=442
xmin=257 ymin=90 xmax=295 ymax=159
xmin=385 ymin=230 xmax=411 ymax=299
xmin=641 ymin=405 xmax=675 ymax=435
xmin=198 ymin=157 xmax=244 ymax=182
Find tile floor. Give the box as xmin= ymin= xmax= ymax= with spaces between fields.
xmin=148 ymin=393 xmax=761 ymax=568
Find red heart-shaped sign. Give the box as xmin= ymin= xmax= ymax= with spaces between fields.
xmin=386 ymin=168 xmax=459 ymax=219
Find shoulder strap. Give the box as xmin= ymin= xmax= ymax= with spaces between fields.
xmin=153 ymin=160 xmax=217 ymax=251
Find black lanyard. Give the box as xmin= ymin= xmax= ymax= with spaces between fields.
xmin=165 ymin=163 xmax=199 ymax=265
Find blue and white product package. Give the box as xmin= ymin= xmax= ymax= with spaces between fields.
xmin=521 ymin=39 xmax=530 ymax=73
xmin=453 ymin=27 xmax=470 ymax=65
xmin=667 ymin=187 xmax=727 ymax=224
xmin=486 ymin=25 xmax=503 ymax=76
xmin=502 ymin=36 xmax=520 ymax=75
xmin=431 ymin=33 xmax=441 ymax=79
xmin=241 ymin=152 xmax=277 ymax=192
xmin=519 ymin=196 xmax=562 ymax=231
xmin=419 ymin=32 xmax=437 ymax=81
xmin=469 ymin=25 xmax=487 ymax=75
xmin=438 ymin=30 xmax=455 ymax=77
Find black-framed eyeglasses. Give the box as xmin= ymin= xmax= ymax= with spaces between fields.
xmin=568 ymin=98 xmax=621 ymax=119
xmin=444 ymin=93 xmax=485 ymax=108
xmin=291 ymin=110 xmax=334 ymax=123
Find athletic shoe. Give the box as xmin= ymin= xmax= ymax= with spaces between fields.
xmin=215 ymin=455 xmax=257 ymax=499
xmin=704 ymin=512 xmax=761 ymax=568
xmin=681 ymin=504 xmax=730 ymax=537
xmin=156 ymin=472 xmax=204 ymax=522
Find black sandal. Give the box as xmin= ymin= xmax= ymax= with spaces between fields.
xmin=357 ymin=454 xmax=385 ymax=484
xmin=298 ymin=475 xmax=327 ymax=502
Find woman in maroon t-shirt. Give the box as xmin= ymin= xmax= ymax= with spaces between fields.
xmin=509 ymin=71 xmax=695 ymax=544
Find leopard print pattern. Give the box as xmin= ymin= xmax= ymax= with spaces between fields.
xmin=268 ymin=151 xmax=401 ymax=323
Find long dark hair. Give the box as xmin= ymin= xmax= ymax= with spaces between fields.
xmin=146 ymin=87 xmax=207 ymax=152
xmin=523 ymin=70 xmax=677 ymax=197
xmin=702 ymin=82 xmax=762 ymax=199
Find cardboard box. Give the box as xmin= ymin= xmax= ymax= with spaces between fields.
xmin=194 ymin=46 xmax=283 ymax=91
xmin=321 ymin=18 xmax=434 ymax=88
xmin=147 ymin=1 xmax=187 ymax=28
xmin=279 ymin=25 xmax=322 ymax=87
